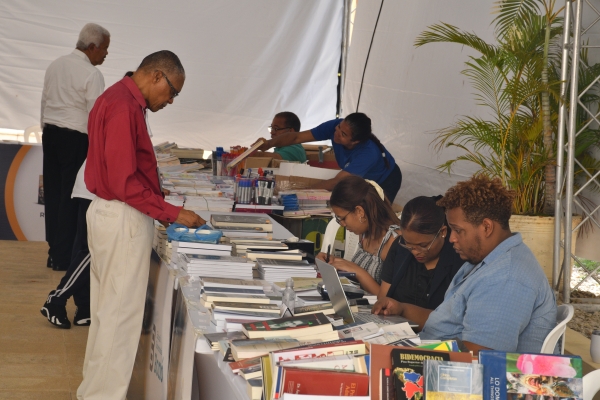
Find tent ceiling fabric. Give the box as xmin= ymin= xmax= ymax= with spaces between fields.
xmin=0 ymin=0 xmax=343 ymax=148
xmin=342 ymin=0 xmax=497 ymax=205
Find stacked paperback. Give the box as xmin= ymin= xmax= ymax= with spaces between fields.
xmin=179 ymin=253 xmax=253 ymax=279
xmin=255 ymin=258 xmax=317 ymax=281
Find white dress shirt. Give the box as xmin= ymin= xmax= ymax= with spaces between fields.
xmin=41 ymin=49 xmax=105 ymax=134
xmin=71 ymin=160 xmax=95 ymax=201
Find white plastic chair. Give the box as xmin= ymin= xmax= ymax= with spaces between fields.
xmin=23 ymin=125 xmax=42 ymax=143
xmin=343 ymin=230 xmax=359 ymax=260
xmin=321 ymin=218 xmax=341 ymax=257
xmin=320 ymin=218 xmax=360 ymax=261
xmin=583 ymin=369 xmax=600 ymax=400
xmin=540 ymin=304 xmax=574 ymax=354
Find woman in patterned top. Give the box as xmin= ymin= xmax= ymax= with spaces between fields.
xmin=316 ymin=175 xmax=401 ymax=295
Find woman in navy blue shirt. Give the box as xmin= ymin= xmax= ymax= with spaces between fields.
xmin=255 ymin=112 xmax=402 ymax=201
xmin=379 ymin=196 xmax=464 ymax=309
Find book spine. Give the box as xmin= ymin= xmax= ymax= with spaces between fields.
xmin=479 ymin=352 xmax=506 ymax=400
xmin=381 ymin=368 xmax=394 ymax=400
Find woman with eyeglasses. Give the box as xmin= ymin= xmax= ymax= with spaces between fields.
xmin=254 ymin=112 xmax=402 ymax=202
xmin=378 ymin=196 xmax=464 ymax=310
xmin=315 ymin=176 xmax=401 ymax=295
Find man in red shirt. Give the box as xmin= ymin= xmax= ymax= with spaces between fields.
xmin=78 ymin=50 xmax=204 ymax=400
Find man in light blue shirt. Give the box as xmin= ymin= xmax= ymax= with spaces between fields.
xmin=373 ymin=175 xmax=556 ymax=354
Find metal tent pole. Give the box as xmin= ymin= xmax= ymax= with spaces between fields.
xmin=553 ymin=0 xmax=573 ymax=291
xmin=562 ymin=0 xmax=583 ymax=303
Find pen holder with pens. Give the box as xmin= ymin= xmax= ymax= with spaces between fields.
xmin=235 ymin=177 xmax=254 ymax=204
xmin=255 ymin=178 xmax=274 ymax=205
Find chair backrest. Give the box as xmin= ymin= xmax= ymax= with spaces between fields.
xmin=320 ymin=218 xmax=341 ymax=257
xmin=343 ymin=231 xmax=360 ymax=261
xmin=583 ymin=369 xmax=600 ymax=400
xmin=540 ymin=304 xmax=574 ymax=354
xmin=319 ymin=218 xmax=360 ymax=261
xmin=23 ymin=125 xmax=42 ymax=143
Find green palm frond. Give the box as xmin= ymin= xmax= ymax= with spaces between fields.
xmin=414 ymin=23 xmax=498 ymax=58
xmin=493 ymin=0 xmax=540 ymax=38
xmin=462 ymin=57 xmax=510 ymax=117
xmin=418 ymin=0 xmax=599 ymax=215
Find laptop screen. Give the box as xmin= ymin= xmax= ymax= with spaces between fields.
xmin=315 ymin=259 xmax=355 ymax=324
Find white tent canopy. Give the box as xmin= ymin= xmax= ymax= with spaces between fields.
xmin=1 ymin=0 xmax=599 ymax=261
xmin=0 ymin=0 xmax=343 ymax=148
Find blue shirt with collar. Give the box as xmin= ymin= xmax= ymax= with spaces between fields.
xmin=419 ymin=233 xmax=557 ymax=353
xmin=310 ymin=118 xmax=396 ymax=184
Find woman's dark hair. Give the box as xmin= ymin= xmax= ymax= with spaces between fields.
xmin=344 ymin=112 xmax=390 ymax=169
xmin=330 ymin=175 xmax=400 ymax=241
xmin=400 ymin=195 xmax=446 ymax=235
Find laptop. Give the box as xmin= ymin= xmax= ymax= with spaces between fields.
xmin=315 ymin=259 xmax=417 ymax=327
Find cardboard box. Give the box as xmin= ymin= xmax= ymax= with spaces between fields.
xmin=305 ymin=150 xmax=337 ymax=163
xmin=274 ymin=163 xmax=339 ymax=193
xmin=243 ymin=157 xmax=273 ymax=169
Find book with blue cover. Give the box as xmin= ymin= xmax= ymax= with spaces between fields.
xmin=478 ymin=351 xmax=583 ymax=400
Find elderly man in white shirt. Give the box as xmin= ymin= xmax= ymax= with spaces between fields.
xmin=41 ymin=23 xmax=109 ymax=272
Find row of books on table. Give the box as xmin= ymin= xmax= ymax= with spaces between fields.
xmin=161 ymin=214 xmax=584 ymax=400
xmin=196 ymin=276 xmax=585 ymax=400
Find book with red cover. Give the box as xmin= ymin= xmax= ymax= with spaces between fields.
xmin=281 ymin=367 xmax=369 ymax=396
xmin=228 ymin=356 xmax=263 ymax=374
xmin=242 ymin=312 xmax=332 ymax=339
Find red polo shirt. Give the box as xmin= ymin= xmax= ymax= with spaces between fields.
xmin=85 ymin=77 xmax=180 ymax=222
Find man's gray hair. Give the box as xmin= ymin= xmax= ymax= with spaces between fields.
xmin=76 ymin=23 xmax=110 ymax=50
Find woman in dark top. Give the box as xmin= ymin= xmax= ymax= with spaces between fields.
xmin=378 ymin=196 xmax=464 ymax=310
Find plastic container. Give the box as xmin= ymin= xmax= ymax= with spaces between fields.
xmin=282 ymin=278 xmax=296 ymax=313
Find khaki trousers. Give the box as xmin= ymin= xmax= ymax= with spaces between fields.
xmin=77 ymin=197 xmax=154 ymax=400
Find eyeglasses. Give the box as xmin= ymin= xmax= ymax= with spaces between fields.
xmin=268 ymin=126 xmax=290 ymax=133
xmin=333 ymin=209 xmax=353 ymax=225
xmin=161 ymin=72 xmax=179 ymax=99
xmin=398 ymin=226 xmax=443 ymax=253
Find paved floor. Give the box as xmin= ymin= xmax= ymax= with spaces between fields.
xmin=0 ymin=240 xmax=88 ymax=400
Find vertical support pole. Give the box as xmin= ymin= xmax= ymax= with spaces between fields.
xmin=562 ymin=0 xmax=583 ymax=303
xmin=339 ymin=0 xmax=352 ymax=116
xmin=553 ymin=0 xmax=573 ymax=291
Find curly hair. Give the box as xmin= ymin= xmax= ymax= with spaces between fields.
xmin=437 ymin=175 xmax=515 ymax=229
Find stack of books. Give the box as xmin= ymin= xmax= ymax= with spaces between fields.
xmin=200 ymin=277 xmax=279 ymax=331
xmin=184 ymin=196 xmax=234 ymax=212
xmin=242 ymin=312 xmax=337 ymax=341
xmin=179 ymin=253 xmax=253 ymax=279
xmin=154 ymin=141 xmax=177 ymax=153
xmin=172 ymin=240 xmax=232 ymax=256
xmin=210 ymin=213 xmax=272 ymax=229
xmin=263 ymin=338 xmax=369 ymax=399
xmin=153 ymin=224 xmax=169 ymax=261
xmin=246 ymin=249 xmax=304 ymax=261
xmin=278 ymin=189 xmax=332 ymax=216
xmin=232 ymin=239 xmax=288 ymax=254
xmin=255 ymin=258 xmax=317 ymax=281
xmin=164 ymin=194 xmax=185 ymax=207
xmin=156 ymin=153 xmax=180 ymax=167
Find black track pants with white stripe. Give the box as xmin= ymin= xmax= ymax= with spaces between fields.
xmin=47 ymin=198 xmax=92 ymax=308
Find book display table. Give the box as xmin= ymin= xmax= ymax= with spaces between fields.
xmin=129 ymin=212 xmax=295 ymax=400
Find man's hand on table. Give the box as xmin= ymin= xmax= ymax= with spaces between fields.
xmin=175 ymin=209 xmax=206 ymax=228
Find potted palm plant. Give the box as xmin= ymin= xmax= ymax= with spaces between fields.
xmin=414 ymin=0 xmax=600 ymax=282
